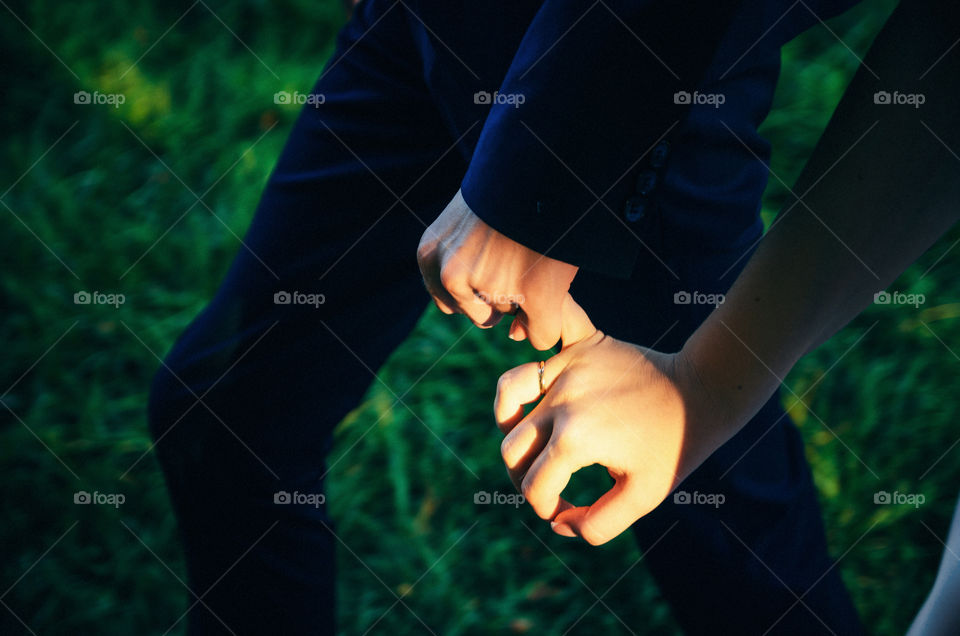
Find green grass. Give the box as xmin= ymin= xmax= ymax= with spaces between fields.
xmin=2 ymin=0 xmax=958 ymax=633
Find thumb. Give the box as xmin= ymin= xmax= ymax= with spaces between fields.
xmin=494 ymin=295 xmax=597 ymax=432
xmin=559 ymin=293 xmax=597 ymax=350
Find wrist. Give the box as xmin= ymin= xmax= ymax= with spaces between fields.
xmin=656 ymin=348 xmax=731 ymax=486
xmin=672 ymin=336 xmax=766 ymax=462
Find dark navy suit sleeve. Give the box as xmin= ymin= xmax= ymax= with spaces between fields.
xmin=459 ymin=0 xmax=743 ymax=278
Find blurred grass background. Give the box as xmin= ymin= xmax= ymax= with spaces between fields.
xmin=2 ymin=0 xmax=958 ymax=633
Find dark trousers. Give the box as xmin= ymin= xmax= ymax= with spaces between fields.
xmin=147 ymin=2 xmax=863 ymax=633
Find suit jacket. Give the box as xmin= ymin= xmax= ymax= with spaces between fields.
xmin=400 ymin=0 xmax=862 ymax=278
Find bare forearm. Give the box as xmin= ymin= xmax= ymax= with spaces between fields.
xmin=682 ymin=0 xmax=960 ymax=432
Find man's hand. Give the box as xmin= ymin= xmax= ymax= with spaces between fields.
xmin=417 ymin=190 xmax=578 ymax=350
xmin=494 ymin=296 xmax=735 ymax=545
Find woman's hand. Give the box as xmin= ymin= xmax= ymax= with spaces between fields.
xmin=494 ymin=295 xmax=735 ymax=545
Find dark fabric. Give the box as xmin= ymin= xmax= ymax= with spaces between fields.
xmin=450 ymin=0 xmax=863 ymax=277
xmin=148 ymin=1 xmax=864 ymax=633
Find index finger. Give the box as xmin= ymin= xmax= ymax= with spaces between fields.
xmin=494 ymin=355 xmax=569 ymax=433
xmin=550 ymin=478 xmax=642 ymax=546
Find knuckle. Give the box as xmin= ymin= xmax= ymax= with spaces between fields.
xmin=438 ymin=263 xmax=459 ymax=291
xmin=552 ymin=420 xmax=580 ymax=454
xmin=416 ymin=235 xmax=440 ymax=268
xmin=496 ymin=371 xmax=514 ymax=397
xmin=500 ymin=434 xmax=517 ymax=465
xmin=415 ymin=242 xmax=431 ymax=265
xmin=520 ymin=478 xmax=537 ymax=508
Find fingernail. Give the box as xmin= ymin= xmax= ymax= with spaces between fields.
xmin=550 ymin=521 xmax=576 ymax=538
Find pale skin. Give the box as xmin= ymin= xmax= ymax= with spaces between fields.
xmin=494 ymin=295 xmax=725 ymax=545
xmin=416 ymin=190 xmax=578 ymax=351
xmin=418 ymin=0 xmax=959 ymax=551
